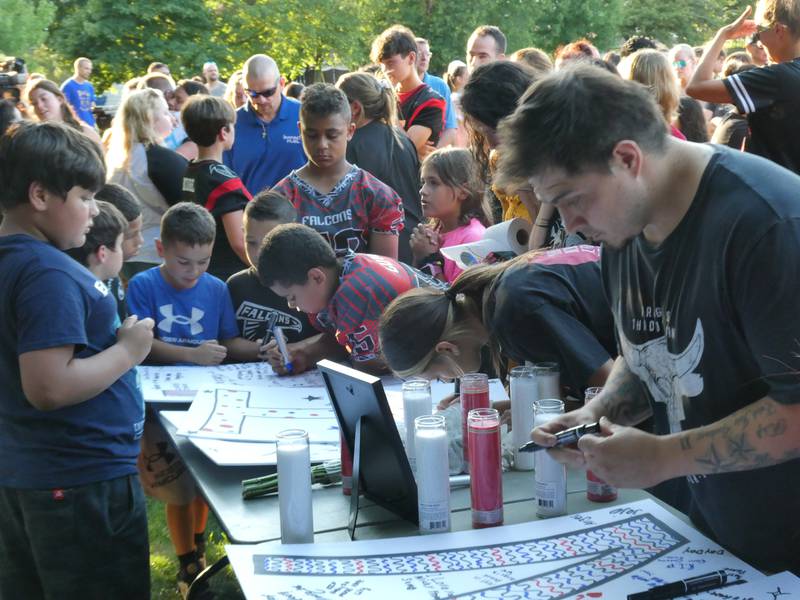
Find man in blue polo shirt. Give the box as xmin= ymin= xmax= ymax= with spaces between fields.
xmin=223 ymin=54 xmax=306 ymax=196
xmin=61 ymin=57 xmax=96 ymax=127
xmin=415 ymin=38 xmax=457 ymax=147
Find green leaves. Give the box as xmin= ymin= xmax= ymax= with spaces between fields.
xmin=4 ymin=0 xmax=750 ymax=94
xmin=0 ymin=0 xmax=56 ymax=58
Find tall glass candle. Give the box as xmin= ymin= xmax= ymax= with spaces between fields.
xmin=510 ymin=366 xmax=538 ymax=471
xmin=415 ymin=415 xmax=451 ymax=534
xmin=277 ymin=429 xmax=314 ymax=543
xmin=403 ymin=379 xmax=432 ymax=473
xmin=460 ymin=373 xmax=490 ymax=473
xmin=468 ymin=407 xmax=503 ymax=528
xmin=533 ymin=399 xmax=567 ymax=517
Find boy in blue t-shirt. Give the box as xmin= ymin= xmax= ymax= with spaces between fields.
xmin=0 ymin=122 xmax=154 ymax=598
xmin=127 ymin=201 xmax=246 ymax=596
xmin=66 ymin=200 xmax=129 ymax=316
xmin=95 ymin=182 xmax=145 ymax=322
xmin=127 ymin=201 xmax=246 ymax=363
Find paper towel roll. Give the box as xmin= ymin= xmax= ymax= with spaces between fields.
xmin=440 ymin=218 xmax=531 ymax=269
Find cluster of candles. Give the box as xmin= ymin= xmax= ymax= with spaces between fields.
xmin=275 ymin=365 xmax=615 ymax=544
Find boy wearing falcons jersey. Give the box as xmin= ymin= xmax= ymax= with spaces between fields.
xmin=258 ymin=223 xmax=445 ymax=375
xmin=273 ymin=83 xmax=404 ymax=261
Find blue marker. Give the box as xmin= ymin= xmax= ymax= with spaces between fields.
xmin=272 ymin=326 xmax=294 ymax=374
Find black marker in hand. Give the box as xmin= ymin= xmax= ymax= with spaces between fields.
xmin=518 ymin=422 xmax=601 ymax=453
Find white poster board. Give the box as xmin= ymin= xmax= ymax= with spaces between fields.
xmin=227 ymin=499 xmax=763 ymax=600
xmin=176 ymin=386 xmax=340 ymax=444
xmin=161 ymin=411 xmax=339 ymax=466
xmin=139 ymin=363 xmax=325 ymax=403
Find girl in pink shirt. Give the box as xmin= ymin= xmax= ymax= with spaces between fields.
xmin=410 ymin=148 xmax=491 ymax=282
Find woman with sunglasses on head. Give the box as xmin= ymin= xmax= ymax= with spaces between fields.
xmin=223 ymin=54 xmax=306 ymax=196
xmin=380 ymin=245 xmax=617 ymax=400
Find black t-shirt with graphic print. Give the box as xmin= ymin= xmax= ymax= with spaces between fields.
xmin=723 ymin=58 xmax=800 ymax=173
xmin=226 ymin=267 xmax=316 ymax=345
xmin=182 ymin=159 xmax=252 ymax=281
xmin=601 ymin=146 xmax=800 ymax=573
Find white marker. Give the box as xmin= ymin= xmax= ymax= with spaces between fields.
xmin=273 ymin=326 xmax=294 ymax=374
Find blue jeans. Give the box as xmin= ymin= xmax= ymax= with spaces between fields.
xmin=0 ymin=474 xmax=150 ymax=599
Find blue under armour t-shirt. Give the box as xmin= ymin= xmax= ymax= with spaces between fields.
xmin=126 ymin=267 xmax=238 ymax=352
xmin=0 ymin=235 xmax=143 ymax=489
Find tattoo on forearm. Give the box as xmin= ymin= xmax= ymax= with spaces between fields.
xmin=685 ymin=399 xmax=797 ymax=474
xmin=756 ymin=419 xmax=786 ymax=438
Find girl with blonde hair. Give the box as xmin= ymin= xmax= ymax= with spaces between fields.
xmin=622 ymin=49 xmax=686 ymax=139
xmin=106 ymin=88 xmax=187 ymax=270
xmin=223 ymin=70 xmax=246 ymax=110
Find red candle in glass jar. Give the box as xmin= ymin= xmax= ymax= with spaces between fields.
xmin=467 ymin=407 xmax=503 ymax=528
xmin=460 ymin=373 xmax=490 ymax=472
xmin=584 ymin=387 xmax=617 ymax=502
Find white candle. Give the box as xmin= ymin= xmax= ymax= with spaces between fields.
xmin=533 ymin=400 xmax=567 ymax=517
xmin=277 ymin=429 xmax=314 ymax=544
xmin=403 ymin=380 xmax=432 ymax=473
xmin=415 ymin=415 xmax=450 ymax=534
xmin=510 ymin=366 xmax=538 ymax=471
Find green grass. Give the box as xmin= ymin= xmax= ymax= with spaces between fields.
xmin=146 ymin=497 xmax=245 ymax=599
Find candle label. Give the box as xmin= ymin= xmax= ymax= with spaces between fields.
xmin=535 ymin=479 xmax=567 ymax=517
xmin=419 ymin=503 xmax=450 ymax=533
xmin=587 ymin=470 xmax=618 ymax=502
xmin=472 ymin=507 xmax=503 ymax=525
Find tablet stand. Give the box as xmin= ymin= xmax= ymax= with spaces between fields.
xmin=347 ymin=416 xmax=363 ymax=540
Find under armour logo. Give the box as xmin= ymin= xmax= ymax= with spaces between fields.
xmin=158 ymin=304 xmax=205 ymax=335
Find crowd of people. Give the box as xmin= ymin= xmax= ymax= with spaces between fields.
xmin=1 ymin=1 xmax=800 ymax=597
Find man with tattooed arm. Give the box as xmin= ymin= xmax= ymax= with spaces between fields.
xmin=498 ymin=65 xmax=800 ymax=574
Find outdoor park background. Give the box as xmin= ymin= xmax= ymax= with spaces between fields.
xmin=3 ymin=0 xmax=749 ymax=597
xmin=6 ymin=0 xmax=748 ymax=91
